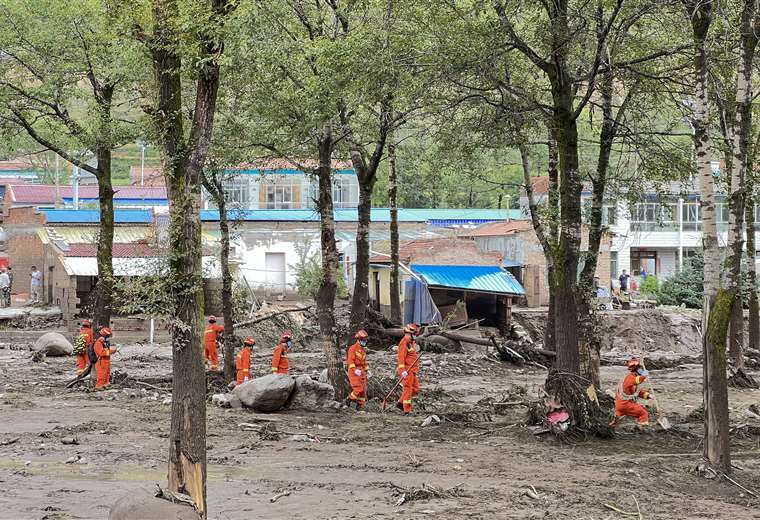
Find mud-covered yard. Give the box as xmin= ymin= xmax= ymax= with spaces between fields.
xmin=1 ymin=322 xmax=760 ymax=520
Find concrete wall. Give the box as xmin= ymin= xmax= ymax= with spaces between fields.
xmin=4 ymin=206 xmax=46 ymax=301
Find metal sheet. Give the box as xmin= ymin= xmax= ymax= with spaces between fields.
xmin=63 ymin=256 xmax=220 ymax=278
xmin=410 ymin=264 xmax=525 ymax=296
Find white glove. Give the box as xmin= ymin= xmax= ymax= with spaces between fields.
xmin=402 ymin=371 xmax=409 ymax=379
xmin=366 ymin=371 xmax=372 ymax=379
xmin=354 ymin=368 xmax=362 ymax=377
xmin=244 ymin=377 xmax=249 ymax=382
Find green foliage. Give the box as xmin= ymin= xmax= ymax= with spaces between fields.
xmin=657 ymin=255 xmax=704 ymax=308
xmin=294 ymin=256 xmax=348 ymax=300
xmin=639 ymin=275 xmax=659 ymax=296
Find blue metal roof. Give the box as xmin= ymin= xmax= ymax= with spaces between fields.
xmin=411 ymin=264 xmax=525 ymax=296
xmin=201 ymin=208 xmax=522 ymax=223
xmin=41 ymin=209 xmax=153 ymax=224
xmin=502 ymin=259 xmax=523 ymax=268
xmin=230 ymin=168 xmax=356 ymax=176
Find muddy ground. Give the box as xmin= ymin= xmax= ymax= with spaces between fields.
xmin=1 ymin=323 xmax=760 ymax=520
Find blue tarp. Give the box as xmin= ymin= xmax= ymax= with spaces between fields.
xmin=41 ymin=209 xmax=153 ymax=224
xmin=403 ymin=279 xmax=442 ymax=325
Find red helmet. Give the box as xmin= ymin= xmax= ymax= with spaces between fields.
xmin=626 ymin=357 xmax=641 ymax=370
xmin=280 ymin=330 xmax=293 ymax=341
xmin=403 ymin=323 xmax=420 ymax=335
xmin=81 ymin=319 xmax=91 ymax=327
xmin=355 ymin=329 xmax=369 ymax=340
xmin=244 ymin=336 xmax=255 ymax=346
xmin=208 ymin=315 xmax=217 ymax=323
xmin=100 ymin=327 xmax=112 ymax=337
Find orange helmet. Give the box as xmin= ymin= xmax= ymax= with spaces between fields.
xmin=626 ymin=357 xmax=641 ymax=370
xmin=208 ymin=315 xmax=217 ymax=323
xmin=355 ymin=329 xmax=369 ymax=340
xmin=244 ymin=336 xmax=255 ymax=346
xmin=100 ymin=327 xmax=112 ymax=337
xmin=280 ymin=330 xmax=293 ymax=341
xmin=81 ymin=319 xmax=91 ymax=327
xmin=403 ymin=323 xmax=420 ymax=335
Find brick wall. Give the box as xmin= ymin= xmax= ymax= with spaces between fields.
xmin=4 ymin=207 xmax=46 ymax=300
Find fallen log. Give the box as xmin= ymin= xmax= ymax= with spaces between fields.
xmin=235 ymin=305 xmax=312 ymax=328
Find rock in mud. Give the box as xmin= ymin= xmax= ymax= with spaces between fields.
xmin=212 ymin=393 xmax=232 ymax=408
xmin=33 ymin=332 xmax=73 ymax=357
xmin=287 ymin=375 xmax=338 ymax=410
xmin=232 ymin=374 xmax=296 ymax=412
xmin=110 ymin=489 xmax=200 ymax=520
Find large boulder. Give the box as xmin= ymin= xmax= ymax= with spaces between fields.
xmin=232 ymin=374 xmax=296 ymax=412
xmin=110 ymin=489 xmax=200 ymax=520
xmin=34 ymin=332 xmax=73 ymax=357
xmin=287 ymin=375 xmax=341 ymax=410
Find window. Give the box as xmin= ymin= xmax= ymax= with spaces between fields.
xmin=610 ymin=251 xmax=618 ymax=281
xmin=603 ymin=204 xmax=617 ymax=226
xmin=682 ymin=202 xmax=700 ymax=231
xmin=265 ymin=185 xmax=294 ymax=209
xmin=333 ymin=175 xmax=358 ymax=208
xmin=631 ymin=250 xmax=657 ymax=276
xmin=631 ymin=202 xmax=676 ymax=231
xmin=222 ymin=176 xmax=250 ymax=207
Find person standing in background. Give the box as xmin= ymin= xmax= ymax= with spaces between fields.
xmin=30 ymin=266 xmax=42 ymax=304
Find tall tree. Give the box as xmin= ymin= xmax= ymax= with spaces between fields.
xmin=139 ymin=0 xmax=235 ymax=514
xmin=202 ymin=162 xmax=236 ymax=383
xmin=683 ymin=0 xmax=731 ymax=473
xmin=387 ymin=129 xmax=402 ymax=324
xmin=0 ymin=0 xmax=136 ymax=328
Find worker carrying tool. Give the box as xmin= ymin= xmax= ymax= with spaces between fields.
xmin=396 ymin=323 xmax=421 ymax=414
xmin=610 ymin=356 xmax=652 ymax=428
xmin=236 ymin=336 xmax=256 ymax=385
xmin=346 ymin=329 xmax=370 ymax=410
xmin=73 ymin=319 xmax=93 ymax=375
xmin=93 ymin=327 xmax=117 ymax=390
xmin=271 ymin=331 xmax=292 ymax=374
xmin=203 ymin=315 xmax=224 ymax=372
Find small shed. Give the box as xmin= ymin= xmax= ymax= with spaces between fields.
xmin=405 ymin=264 xmax=525 ymax=331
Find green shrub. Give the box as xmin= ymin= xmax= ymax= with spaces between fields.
xmin=657 ymin=255 xmax=703 ymax=308
xmin=639 ymin=274 xmax=659 ymax=296
xmin=294 ymin=255 xmax=348 ymax=300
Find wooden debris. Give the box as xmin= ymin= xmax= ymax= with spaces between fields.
xmin=269 ymin=490 xmax=290 ymax=503
xmin=603 ymin=503 xmax=640 ymax=517
xmin=524 ymin=485 xmax=541 ymax=500
xmin=392 ymin=482 xmax=466 ymax=505
xmin=235 ymin=305 xmax=312 ymax=328
xmin=155 ymin=483 xmax=197 ymax=510
xmin=0 ymin=437 xmax=20 ymax=446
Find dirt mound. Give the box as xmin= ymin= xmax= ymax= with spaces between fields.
xmin=513 ymin=309 xmax=702 ymax=359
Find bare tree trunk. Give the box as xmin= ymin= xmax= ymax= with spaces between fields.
xmin=315 ymin=127 xmax=346 ymax=398
xmin=218 ymin=191 xmax=235 ymax=382
xmin=747 ymin=198 xmax=760 ymax=350
xmin=388 ymin=136 xmax=401 ymax=324
xmin=150 ymin=0 xmax=230 ymax=514
xmin=727 ymin=0 xmax=759 ymax=373
xmin=94 ymin=143 xmax=114 ymax=329
xmin=545 ymin=130 xmax=560 ymax=354
xmin=685 ymin=0 xmax=731 ymax=474
xmin=349 ymin=181 xmax=374 ymax=329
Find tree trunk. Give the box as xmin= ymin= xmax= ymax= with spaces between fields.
xmin=349 ymin=181 xmax=374 ymax=330
xmin=727 ymin=0 xmax=758 ymax=371
xmin=747 ymin=198 xmax=760 ymax=350
xmin=686 ymin=0 xmax=731 ymax=473
xmin=218 ymin=192 xmax=235 ymax=383
xmin=545 ymin=126 xmax=560 ymax=354
xmin=388 ymin=136 xmax=401 ymax=324
xmin=315 ymin=127 xmax=346 ymax=398
xmin=151 ymin=0 xmax=229 ymax=514
xmin=94 ymin=144 xmax=114 ymax=329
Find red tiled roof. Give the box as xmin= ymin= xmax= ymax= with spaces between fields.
xmin=369 ymin=238 xmax=501 ymax=265
xmin=0 ymin=161 xmax=34 ymax=171
xmin=463 ymin=220 xmax=534 ymax=237
xmin=9 ymin=185 xmax=167 ymax=203
xmin=526 ymin=176 xmax=550 ymax=196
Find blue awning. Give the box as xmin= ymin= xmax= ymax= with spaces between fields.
xmin=411 ymin=264 xmax=525 ymax=296
xmin=502 ymin=259 xmax=523 ymax=268
xmin=41 ymin=209 xmax=153 ymax=224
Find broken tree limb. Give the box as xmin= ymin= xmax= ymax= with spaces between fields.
xmin=270 ymin=490 xmax=290 ymax=503
xmin=234 ymin=305 xmax=313 ymax=328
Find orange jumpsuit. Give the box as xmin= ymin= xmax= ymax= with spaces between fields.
xmin=613 ymin=372 xmax=651 ymax=426
xmin=346 ymin=341 xmax=369 ymax=407
xmin=203 ymin=323 xmax=224 ymax=370
xmin=236 ymin=346 xmax=252 ymax=385
xmin=93 ymin=337 xmax=113 ymax=389
xmin=397 ymin=335 xmax=420 ymax=413
xmin=271 ymin=343 xmax=289 ymax=374
xmin=76 ymin=326 xmax=93 ymax=374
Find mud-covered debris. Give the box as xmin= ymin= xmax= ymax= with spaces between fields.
xmin=420 ymin=415 xmax=441 ymax=427
xmin=110 ymin=488 xmax=200 ymax=520
xmin=392 ymin=483 xmax=467 ymax=505
xmin=65 ymin=455 xmax=80 ymax=464
xmin=61 ymin=437 xmax=79 ymax=445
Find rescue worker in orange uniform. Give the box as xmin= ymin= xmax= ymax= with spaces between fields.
xmin=76 ymin=319 xmax=94 ymax=375
xmin=93 ymin=327 xmax=117 ymax=390
xmin=236 ymin=336 xmax=256 ymax=385
xmin=397 ymin=323 xmax=421 ymax=414
xmin=346 ymin=329 xmax=370 ymax=409
xmin=610 ymin=357 xmax=652 ymax=428
xmin=203 ymin=316 xmax=224 ymax=371
xmin=271 ymin=331 xmax=292 ymax=375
